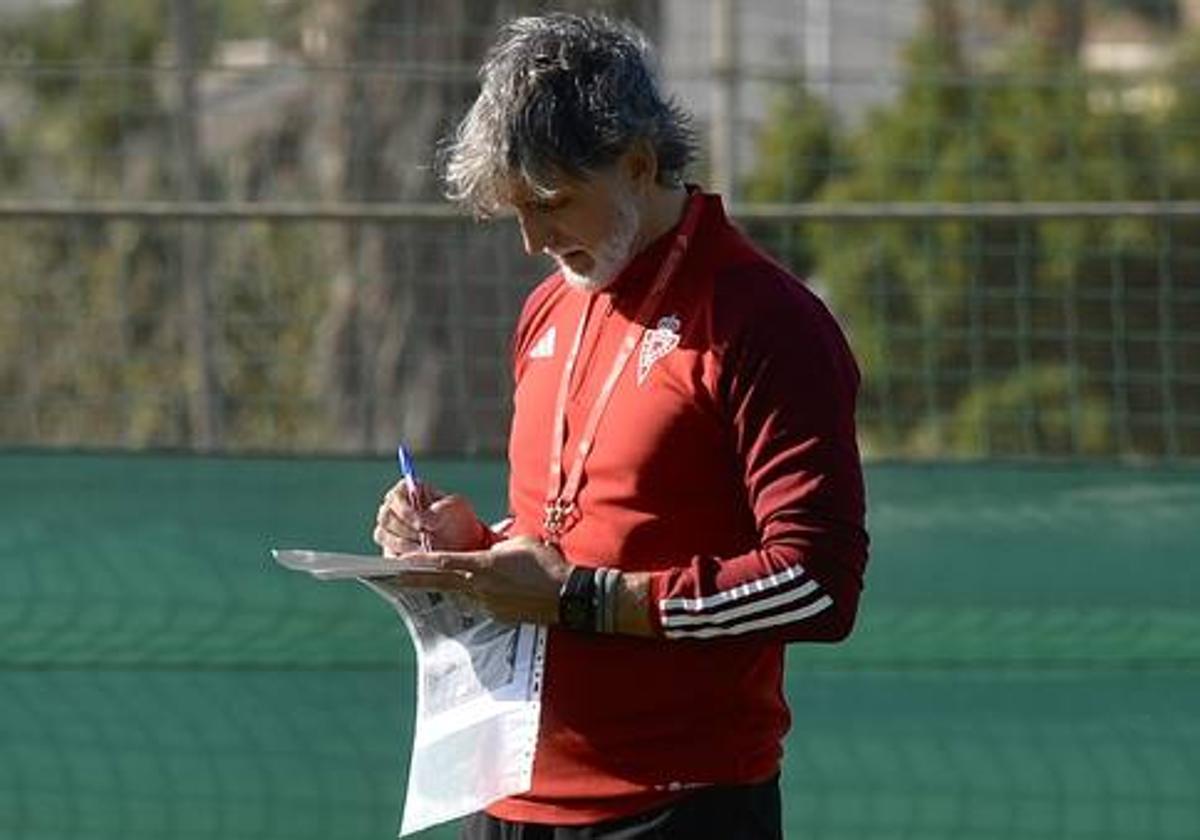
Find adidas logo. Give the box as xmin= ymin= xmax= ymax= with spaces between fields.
xmin=529 ymin=326 xmax=556 ymax=359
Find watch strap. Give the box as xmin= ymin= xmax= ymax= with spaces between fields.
xmin=558 ymin=566 xmax=597 ymax=632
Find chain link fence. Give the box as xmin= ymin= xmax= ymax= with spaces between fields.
xmin=1 ymin=0 xmax=1197 ymax=459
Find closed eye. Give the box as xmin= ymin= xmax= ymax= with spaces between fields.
xmin=523 ymin=192 xmax=570 ymax=214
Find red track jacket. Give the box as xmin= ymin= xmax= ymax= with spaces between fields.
xmin=489 ymin=191 xmax=868 ymax=825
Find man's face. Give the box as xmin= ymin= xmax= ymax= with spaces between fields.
xmin=507 ymin=166 xmax=643 ymax=293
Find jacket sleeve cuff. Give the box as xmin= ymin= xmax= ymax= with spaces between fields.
xmin=481 ymin=516 xmax=514 ymax=548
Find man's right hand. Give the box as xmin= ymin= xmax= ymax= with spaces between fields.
xmin=372 ymin=482 xmax=489 ymax=556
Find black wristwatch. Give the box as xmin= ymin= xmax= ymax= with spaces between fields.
xmin=558 ymin=566 xmax=596 ymax=632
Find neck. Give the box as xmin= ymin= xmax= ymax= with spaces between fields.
xmin=632 ymin=185 xmax=690 ymax=255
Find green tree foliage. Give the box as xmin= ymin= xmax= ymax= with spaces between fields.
xmin=3 ymin=2 xmax=1195 ymax=458
xmin=0 ymin=2 xmax=171 ymax=444
xmin=1165 ymin=33 xmax=1200 ymax=194
xmin=753 ymin=28 xmax=1200 ymax=458
xmin=742 ymin=87 xmax=842 ymax=277
xmin=0 ymin=0 xmax=327 ymax=449
xmin=0 ymin=0 xmax=663 ymax=453
xmin=0 ymin=1 xmax=162 ymax=171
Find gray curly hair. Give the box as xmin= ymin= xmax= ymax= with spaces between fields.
xmin=441 ymin=12 xmax=697 ymax=217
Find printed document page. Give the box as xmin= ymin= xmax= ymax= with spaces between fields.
xmin=272 ymin=550 xmax=546 ymax=836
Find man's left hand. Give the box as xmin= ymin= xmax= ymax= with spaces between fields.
xmin=397 ymin=536 xmax=570 ymax=625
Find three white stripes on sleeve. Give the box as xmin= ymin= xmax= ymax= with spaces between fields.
xmin=658 ymin=564 xmax=833 ymax=640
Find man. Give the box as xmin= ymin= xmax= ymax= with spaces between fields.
xmin=372 ymin=12 xmax=868 ymax=840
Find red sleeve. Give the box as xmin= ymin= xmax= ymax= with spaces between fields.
xmin=645 ymin=267 xmax=869 ymax=643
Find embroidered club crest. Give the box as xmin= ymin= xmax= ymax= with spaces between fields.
xmin=637 ymin=314 xmax=681 ymax=385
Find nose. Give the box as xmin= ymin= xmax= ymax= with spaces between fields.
xmin=516 ymin=209 xmax=550 ymax=256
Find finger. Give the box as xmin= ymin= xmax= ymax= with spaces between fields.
xmin=376 ymin=507 xmax=424 ymax=543
xmin=382 ymin=569 xmax=473 ymax=591
xmin=383 ymin=488 xmax=438 ymax=533
xmin=400 ymin=549 xmax=493 ymax=574
xmin=387 ymin=479 xmax=444 ymax=509
xmin=373 ymin=525 xmax=424 ymax=557
xmin=384 ymin=483 xmax=408 ymax=506
xmin=373 ymin=525 xmax=401 ymax=555
xmin=373 ymin=515 xmax=414 ymax=544
xmin=380 ymin=502 xmax=434 ymax=540
xmin=382 ymin=485 xmax=413 ymax=517
xmin=377 ymin=498 xmax=405 ymax=524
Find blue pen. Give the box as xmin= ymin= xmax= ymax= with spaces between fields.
xmin=397 ymin=443 xmax=433 ymax=551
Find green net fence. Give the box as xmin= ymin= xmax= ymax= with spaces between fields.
xmin=2 ymin=453 xmax=1197 ymax=839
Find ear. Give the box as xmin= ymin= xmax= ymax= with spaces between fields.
xmin=620 ymin=139 xmax=659 ymax=193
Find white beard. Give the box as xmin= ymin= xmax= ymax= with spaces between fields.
xmin=556 ymin=196 xmax=641 ymax=293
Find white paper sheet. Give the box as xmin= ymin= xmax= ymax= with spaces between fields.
xmin=271 ymin=550 xmax=545 ymax=836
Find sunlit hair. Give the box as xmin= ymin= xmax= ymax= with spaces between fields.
xmin=440 ymin=12 xmax=697 ymax=217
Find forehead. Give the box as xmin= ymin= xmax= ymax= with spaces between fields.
xmin=500 ymin=172 xmax=575 ymax=208
xmin=499 ymin=164 xmax=624 ymax=211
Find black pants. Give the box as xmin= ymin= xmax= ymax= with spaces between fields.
xmin=459 ymin=775 xmax=782 ymax=840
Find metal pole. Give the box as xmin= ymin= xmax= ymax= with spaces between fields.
xmin=4 ymin=199 xmax=1200 ymax=222
xmin=710 ymin=0 xmax=739 ymax=201
xmin=171 ymin=0 xmax=222 ymax=450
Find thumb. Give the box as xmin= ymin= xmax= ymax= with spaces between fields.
xmin=491 ymin=534 xmax=542 ymax=551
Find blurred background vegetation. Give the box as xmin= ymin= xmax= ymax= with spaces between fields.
xmin=2 ymin=7 xmax=1197 ymax=838
xmin=0 ymin=0 xmax=1196 ymax=460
